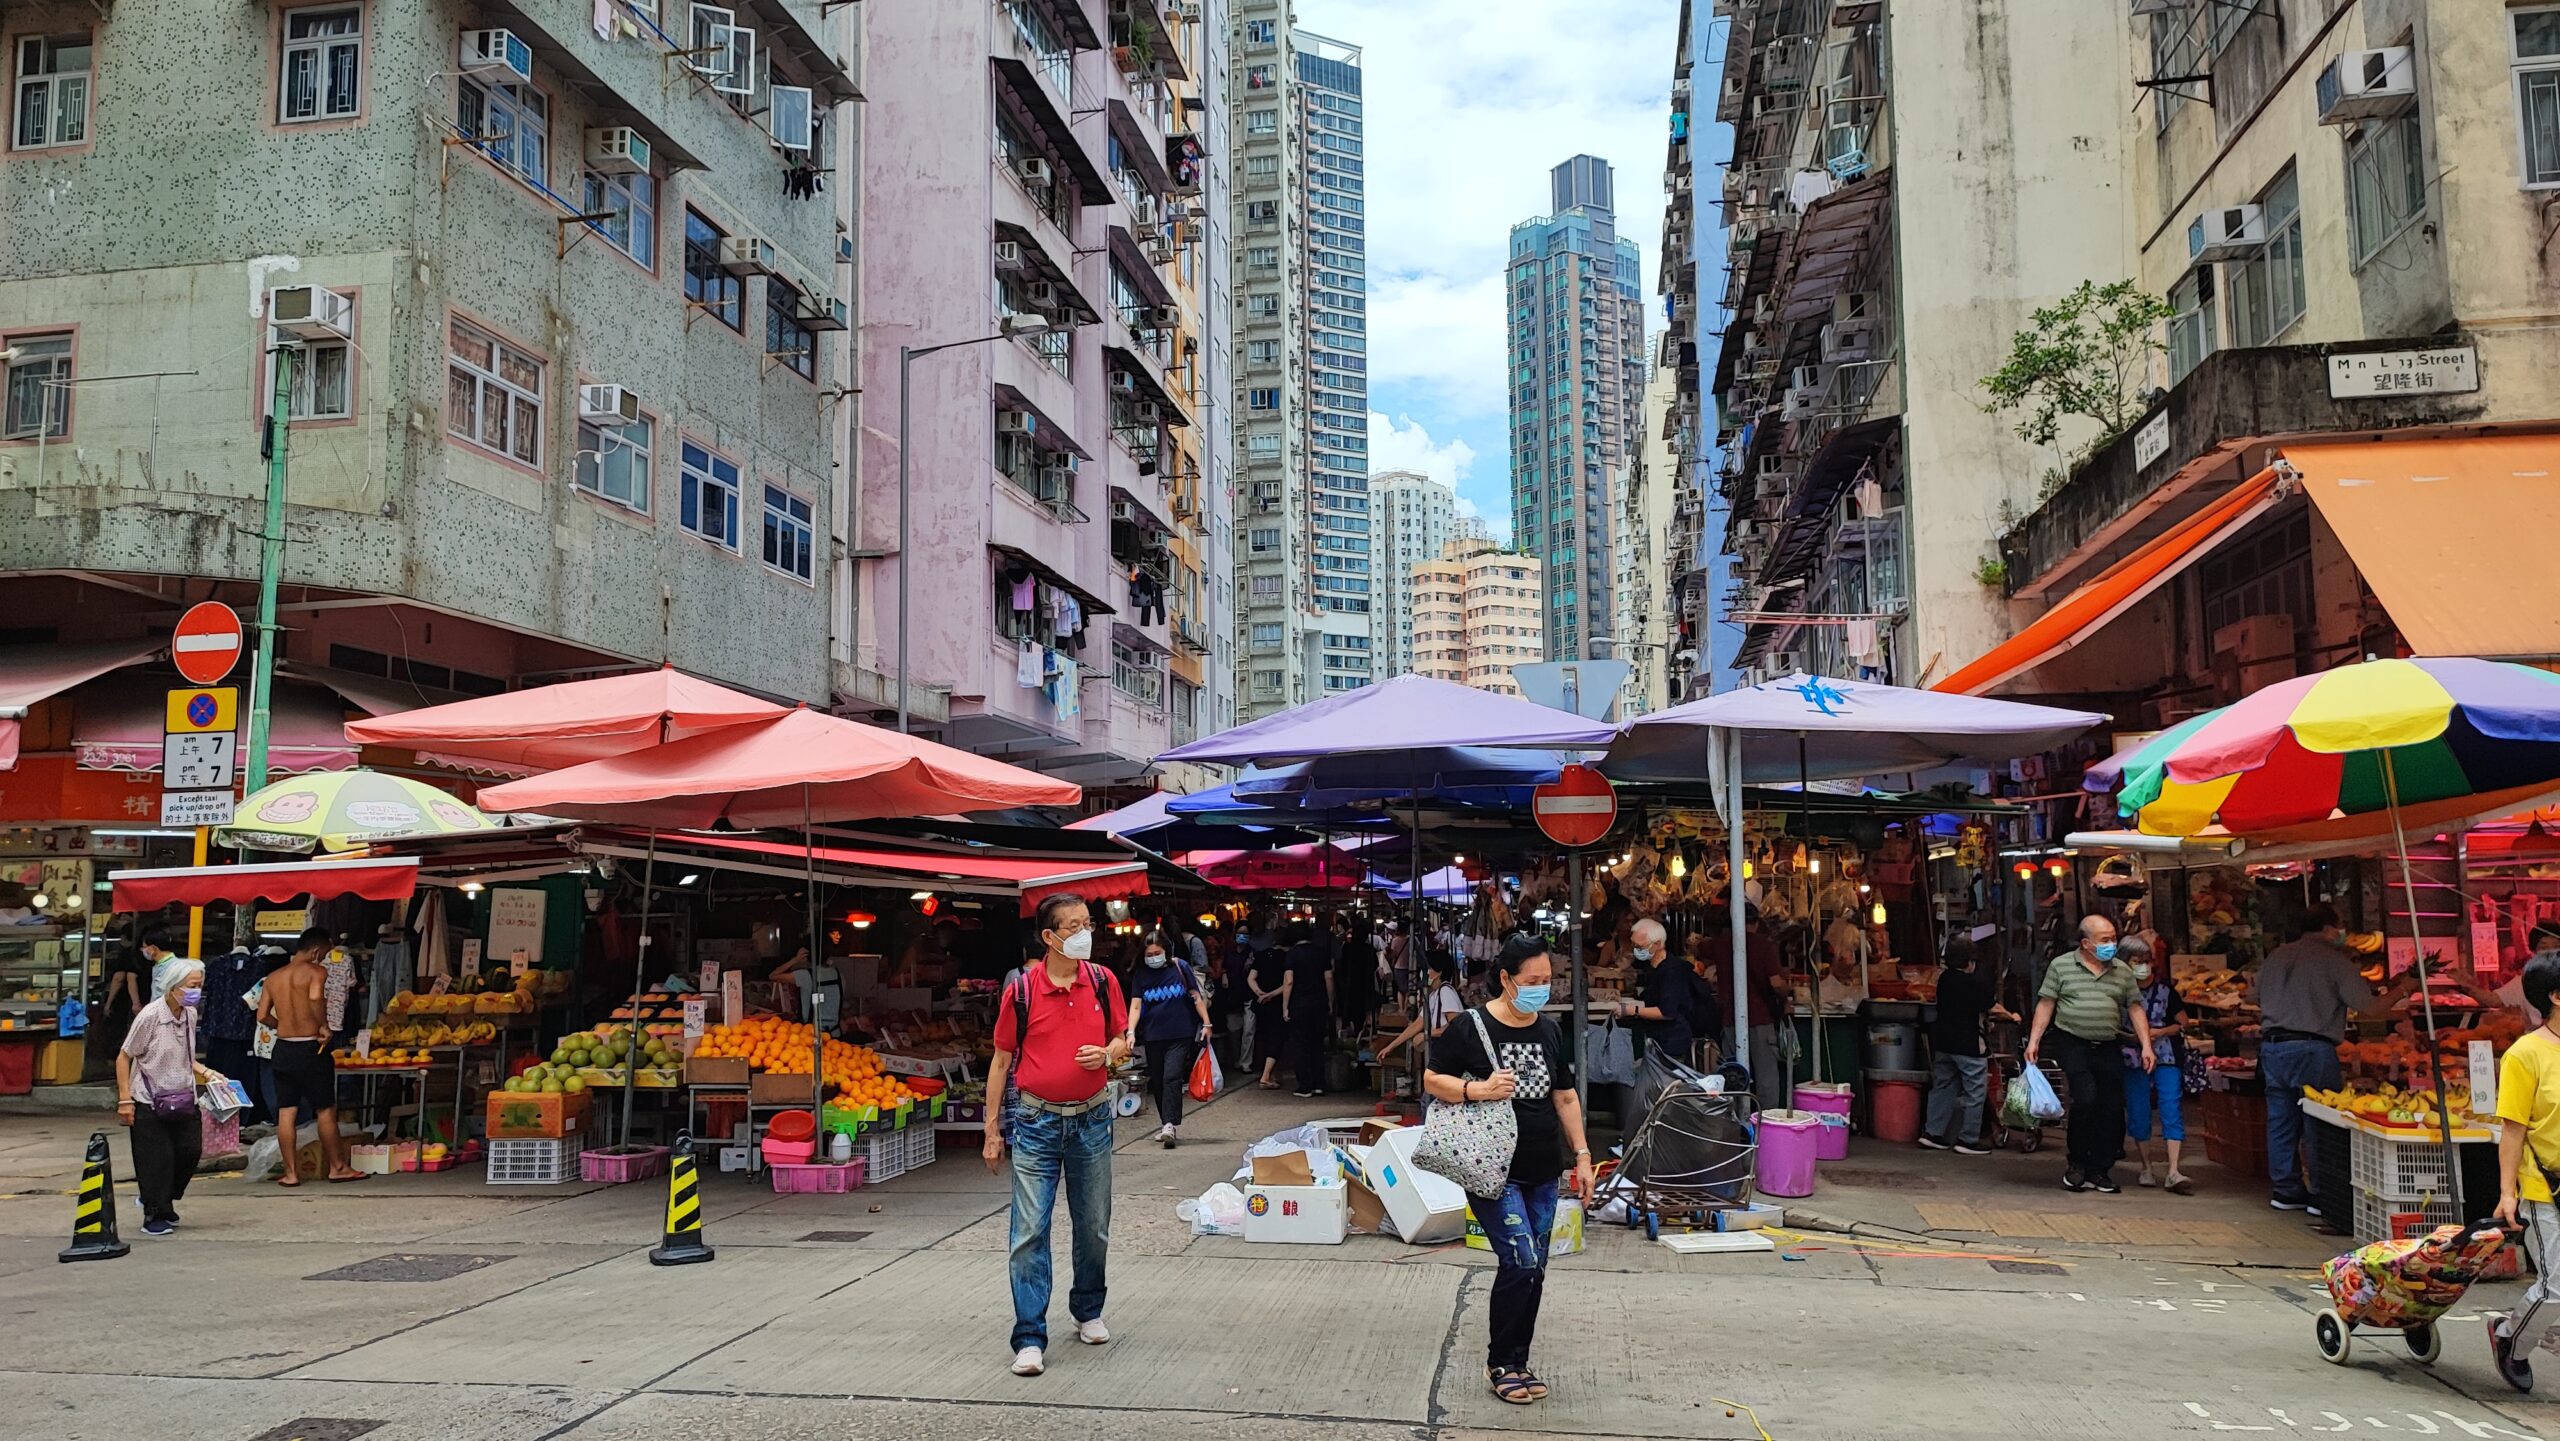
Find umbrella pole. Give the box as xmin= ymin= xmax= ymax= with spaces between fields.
xmin=1800 ymin=735 xmax=1815 ymax=1097
xmin=2382 ymin=749 xmax=2463 ymax=1214
xmin=806 ymin=785 xmax=824 ymax=1125
xmin=622 ymin=828 xmax=657 ymax=1152
xmin=1568 ymin=849 xmax=1587 ymax=1112
xmin=1726 ymin=728 xmax=1748 ymax=1095
xmin=1410 ymin=766 xmax=1425 ymax=1110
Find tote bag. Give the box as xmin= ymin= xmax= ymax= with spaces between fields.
xmin=1408 ymin=1010 xmax=1519 ymax=1199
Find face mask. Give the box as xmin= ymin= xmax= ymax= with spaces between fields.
xmin=1632 ymin=946 xmax=1654 ymax=962
xmin=178 ymin=987 xmax=203 ymax=1007
xmin=1060 ymin=930 xmax=1095 ymax=961
xmin=2132 ymin=965 xmax=2153 ymax=984
xmin=2093 ymin=942 xmax=2119 ymax=962
xmin=1512 ymin=983 xmax=1553 ymax=1012
xmin=1144 ymin=951 xmax=1168 ymax=968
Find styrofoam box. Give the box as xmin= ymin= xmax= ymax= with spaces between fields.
xmin=1243 ymin=1182 xmax=1348 ymax=1245
xmin=1360 ymin=1125 xmax=1470 ymax=1244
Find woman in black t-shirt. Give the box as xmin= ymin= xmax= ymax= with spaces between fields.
xmin=1281 ymin=924 xmax=1333 ymax=1096
xmin=1425 ymin=934 xmax=1595 ymax=1407
xmin=1247 ymin=936 xmax=1291 ymax=1089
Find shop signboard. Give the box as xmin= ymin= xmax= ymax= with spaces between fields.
xmin=486 ymin=888 xmax=546 ymax=969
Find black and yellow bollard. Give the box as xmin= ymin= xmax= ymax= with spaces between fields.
xmin=59 ymin=1130 xmax=129 ymax=1263
xmin=649 ymin=1129 xmax=714 ymax=1266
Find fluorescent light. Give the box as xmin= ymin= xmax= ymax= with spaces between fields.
xmin=459 ymin=881 xmax=484 ymax=896
xmin=678 ymin=873 xmax=701 ymax=886
xmin=89 ymin=829 xmax=194 ymax=839
xmin=908 ymin=891 xmax=933 ymax=901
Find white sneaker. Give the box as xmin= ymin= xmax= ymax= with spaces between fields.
xmin=1012 ymin=1346 xmax=1045 ymax=1376
xmin=1078 ymin=1318 xmax=1111 ymax=1345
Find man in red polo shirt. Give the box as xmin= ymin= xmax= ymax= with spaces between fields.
xmin=983 ymin=893 xmax=1130 ymax=1377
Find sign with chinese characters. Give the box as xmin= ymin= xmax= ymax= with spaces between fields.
xmin=159 ymin=789 xmax=236 ymax=828
xmin=2326 ymin=347 xmax=2479 ymax=399
xmin=2132 ymin=409 xmax=2170 ymax=472
xmin=161 ymin=733 xmax=236 ymax=791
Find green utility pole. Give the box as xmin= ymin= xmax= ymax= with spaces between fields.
xmin=243 ymin=345 xmax=294 ymax=795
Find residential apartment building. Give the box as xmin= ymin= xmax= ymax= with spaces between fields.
xmin=1658 ymin=0 xmax=1727 ymax=704
xmin=863 ymin=0 xmax=1218 ymax=785
xmin=1955 ymin=3 xmax=2560 ymax=716
xmin=1707 ymin=0 xmax=2128 ymax=687
xmin=1230 ymin=13 xmax=1370 ymax=717
xmin=1612 ymin=367 xmax=1679 ymax=716
xmin=1167 ymin=0 xmax=1237 ymax=763
xmin=1506 ymin=155 xmax=1647 ymax=664
xmin=1372 ymin=469 xmax=1457 ymax=679
xmin=0 ymin=2 xmax=857 ymax=811
xmin=1412 ymin=539 xmax=1545 ymax=699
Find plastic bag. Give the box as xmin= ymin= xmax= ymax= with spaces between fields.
xmin=1244 ymin=1124 xmax=1341 ymax=1184
xmin=1999 ymin=1074 xmax=2036 ymax=1133
xmin=243 ymin=1135 xmax=285 ymax=1183
xmin=1177 ymin=1182 xmax=1249 ymax=1236
xmin=1188 ymin=1044 xmax=1223 ymax=1102
xmin=2020 ymin=1063 xmax=2065 ymax=1122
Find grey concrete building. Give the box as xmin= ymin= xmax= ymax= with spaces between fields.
xmin=1370 ymin=468 xmax=1455 ymax=679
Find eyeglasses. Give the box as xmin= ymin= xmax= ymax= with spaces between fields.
xmin=1050 ymin=917 xmax=1095 ymax=934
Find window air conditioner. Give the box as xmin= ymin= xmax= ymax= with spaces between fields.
xmin=2187 ymin=204 xmax=2266 ymax=263
xmin=268 ymin=286 xmax=353 ymax=342
xmin=718 ymin=236 xmax=778 ymax=275
xmin=836 ymin=234 xmax=855 ymax=264
xmin=1017 ymin=156 xmax=1054 ymax=187
xmin=584 ymin=127 xmax=652 ymax=176
xmin=578 ymin=384 xmax=642 ymax=424
xmin=998 ymin=412 xmax=1035 ymax=435
xmin=1143 ymin=304 xmax=1180 ymax=327
xmin=794 ymin=292 xmax=849 ymax=331
xmin=1134 ymin=402 xmax=1161 ymax=423
xmin=1037 ymin=466 xmax=1074 ymax=500
xmin=993 ymin=239 xmax=1024 ymax=268
xmin=459 ymin=29 xmax=533 ymax=85
xmin=2317 ymin=47 xmax=2415 ymax=126
xmin=1790 ymin=364 xmax=1827 ymax=392
xmin=1025 ymin=281 xmax=1058 ymax=307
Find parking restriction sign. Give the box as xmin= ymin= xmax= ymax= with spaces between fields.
xmin=165 ymin=687 xmax=238 ymax=735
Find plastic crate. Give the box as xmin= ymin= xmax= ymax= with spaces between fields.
xmin=579 ymin=1145 xmax=670 ymax=1185
xmin=486 ymin=1137 xmax=583 ymax=1185
xmin=769 ymin=1160 xmax=865 ymax=1194
xmin=901 ymin=1125 xmax=938 ymax=1170
xmin=2350 ymin=1127 xmax=2458 ymax=1200
xmin=2351 ymin=1185 xmax=2457 ymax=1242
xmin=861 ymin=1130 xmax=908 ymax=1184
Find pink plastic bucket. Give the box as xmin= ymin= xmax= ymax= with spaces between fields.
xmin=1795 ymin=1082 xmax=1854 ymax=1161
xmin=1756 ymin=1109 xmax=1821 ymax=1198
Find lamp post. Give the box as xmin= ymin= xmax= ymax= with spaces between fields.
xmin=895 ymin=315 xmax=1054 ymax=734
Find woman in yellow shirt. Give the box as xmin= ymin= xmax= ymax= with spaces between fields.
xmin=2489 ymin=953 xmax=2560 ymax=1391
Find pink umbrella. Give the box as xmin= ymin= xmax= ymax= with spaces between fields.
xmin=344 ymin=665 xmax=785 ymax=773
xmin=1178 ymin=843 xmax=1372 ymax=892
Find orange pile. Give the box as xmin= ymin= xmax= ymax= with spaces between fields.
xmin=693 ymin=1017 xmax=920 ymax=1105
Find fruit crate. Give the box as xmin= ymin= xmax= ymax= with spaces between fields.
xmin=579 ymin=1145 xmax=670 ymax=1185
xmin=769 ymin=1159 xmax=866 ymax=1194
xmin=861 ymin=1130 xmax=908 ymax=1184
xmin=2348 ymin=1126 xmax=2456 ymax=1200
xmin=2351 ymin=1185 xmax=2457 ymax=1243
xmin=900 ymin=1125 xmax=938 ymax=1171
xmin=486 ymin=1137 xmax=583 ymax=1185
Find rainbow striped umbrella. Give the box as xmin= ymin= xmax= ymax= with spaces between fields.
xmin=2094 ymin=657 xmax=2560 ymax=837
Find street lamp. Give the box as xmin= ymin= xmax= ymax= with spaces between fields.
xmin=896 ymin=314 xmax=1054 ymax=734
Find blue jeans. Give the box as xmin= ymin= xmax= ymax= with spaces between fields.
xmin=2124 ymin=1062 xmax=2184 ymax=1143
xmin=2261 ymin=1037 xmax=2341 ymax=1202
xmin=1006 ymin=1103 xmax=1115 ymax=1351
xmin=1481 ymin=1177 xmax=1559 ymax=1371
xmin=1924 ymin=1053 xmax=1988 ymax=1145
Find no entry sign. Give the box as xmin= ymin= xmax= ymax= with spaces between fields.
xmin=1531 ymin=763 xmax=1618 ymax=849
xmin=172 ymin=602 xmax=245 ymax=685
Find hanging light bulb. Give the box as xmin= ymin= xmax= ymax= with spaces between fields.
xmin=1871 ymin=901 xmax=1888 ymax=926
xmin=2047 ymin=858 xmax=2070 ymax=878
xmin=2012 ymin=860 xmax=2036 ymax=880
xmin=1668 ymin=850 xmax=1688 ymax=879
xmin=1741 ymin=859 xmax=1755 ymax=880
xmin=1809 ymin=855 xmax=1823 ymax=875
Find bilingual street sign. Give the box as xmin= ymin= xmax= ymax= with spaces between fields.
xmin=171 ymin=602 xmax=245 ymax=685
xmin=159 ymin=789 xmax=236 ymax=828
xmin=1531 ymin=763 xmax=1619 ymax=850
xmin=161 ymin=733 xmax=236 ymax=790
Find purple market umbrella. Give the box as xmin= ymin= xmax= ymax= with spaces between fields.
xmin=1603 ymin=673 xmax=2107 ymax=784
xmin=1156 ymin=674 xmax=1617 ymax=766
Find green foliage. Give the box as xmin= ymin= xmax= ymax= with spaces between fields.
xmin=1974 ymin=555 xmax=2009 ymax=589
xmin=1978 ymin=280 xmax=2172 ymax=452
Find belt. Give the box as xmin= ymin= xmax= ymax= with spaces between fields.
xmin=1015 ymin=1091 xmax=1113 ymax=1118
xmin=2264 ymin=1027 xmax=2338 ymax=1046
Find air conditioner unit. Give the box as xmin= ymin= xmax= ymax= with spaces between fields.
xmin=793 ymin=292 xmax=849 ymax=331
xmin=719 ymin=235 xmax=777 ymax=275
xmin=1037 ymin=466 xmax=1074 ymax=500
xmin=578 ymin=384 xmax=641 ymax=424
xmin=1173 ymin=220 xmax=1202 ymax=245
xmin=993 ymin=239 xmax=1025 ymax=268
xmin=997 ymin=412 xmax=1036 ymax=436
xmin=584 ymin=127 xmax=652 ymax=176
xmin=1143 ymin=304 xmax=1180 ymax=327
xmin=268 ymin=286 xmax=352 ymax=342
xmin=459 ymin=29 xmax=533 ymax=85
xmin=1111 ymin=498 xmax=1136 ymax=522
xmin=1782 ymin=388 xmax=1817 ymax=420
xmin=1146 ymin=239 xmax=1177 ymax=265
xmin=1017 ymin=156 xmax=1054 ymax=187
xmin=1790 ymin=364 xmax=1827 ymax=392
xmin=2317 ymin=46 xmax=2415 ymax=125
xmin=2187 ymin=204 xmax=2266 ymax=263
xmin=1112 ymin=371 xmax=1138 ymax=393
xmin=1833 ymin=290 xmax=1876 ymax=322
xmin=1132 ymin=402 xmax=1160 ymax=424
xmin=1025 ymin=280 xmax=1058 ymax=307
xmin=836 ymin=234 xmax=855 ymax=263
xmin=1821 ymin=319 xmax=1879 ymax=359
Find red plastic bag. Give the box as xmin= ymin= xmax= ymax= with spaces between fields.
xmin=1187 ymin=1044 xmax=1223 ymax=1101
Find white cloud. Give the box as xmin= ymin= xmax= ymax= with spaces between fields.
xmin=1365 ymin=272 xmax=1509 ymax=417
xmin=1369 ymin=411 xmax=1509 ymax=542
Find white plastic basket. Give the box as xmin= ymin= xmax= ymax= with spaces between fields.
xmin=486 ymin=1137 xmax=583 ymax=1185
xmin=901 ymin=1125 xmax=938 ymax=1170
xmin=2348 ymin=1127 xmax=2454 ymax=1201
xmin=2350 ymin=1185 xmax=2458 ymax=1243
xmin=862 ymin=1130 xmax=907 ymax=1184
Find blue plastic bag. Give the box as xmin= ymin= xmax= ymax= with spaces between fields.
xmin=2020 ymin=1063 xmax=2065 ymax=1122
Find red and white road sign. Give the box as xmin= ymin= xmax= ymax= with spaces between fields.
xmin=1531 ymin=763 xmax=1618 ymax=849
xmin=171 ymin=602 xmax=245 ymax=686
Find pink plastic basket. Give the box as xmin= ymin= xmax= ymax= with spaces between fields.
xmin=768 ymin=1159 xmax=865 ymax=1194
xmin=579 ymin=1145 xmax=671 ymax=1185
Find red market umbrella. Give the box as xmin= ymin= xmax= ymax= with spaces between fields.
xmin=343 ymin=665 xmax=785 ymax=773
xmin=1178 ymin=843 xmax=1372 ymax=892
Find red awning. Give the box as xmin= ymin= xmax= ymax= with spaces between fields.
xmin=110 ymin=857 xmax=420 ymax=912
xmin=0 ymin=639 xmax=164 ymax=772
xmin=1935 ymin=466 xmax=2283 ymax=696
xmin=579 ymin=831 xmax=1148 ymax=916
xmin=75 ymin=679 xmax=359 ymax=775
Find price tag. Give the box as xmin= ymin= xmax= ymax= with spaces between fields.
xmin=2471 ymin=1040 xmax=2498 ymax=1118
xmin=354 ymin=1029 xmax=372 ymax=1059
xmin=429 ymin=975 xmax=450 ymax=995
xmin=700 ymin=962 xmax=719 ymax=993
xmin=682 ymin=996 xmax=707 ymax=1056
xmin=2473 ymin=918 xmax=2506 ymax=980
xmin=509 ymin=950 xmax=531 ymax=978
xmin=721 ymin=970 xmax=743 ymax=1028
xmin=461 ymin=939 xmax=483 ymax=971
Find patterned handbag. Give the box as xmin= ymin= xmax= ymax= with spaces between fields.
xmin=1408 ymin=1009 xmax=1519 ymax=1199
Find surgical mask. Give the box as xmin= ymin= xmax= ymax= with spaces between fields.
xmin=1512 ymin=983 xmax=1553 ymax=1012
xmin=2132 ymin=965 xmax=2153 ymax=984
xmin=1632 ymin=946 xmax=1654 ymax=962
xmin=178 ymin=987 xmax=202 ymax=1007
xmin=1060 ymin=930 xmax=1095 ymax=961
xmin=1144 ymin=951 xmax=1168 ymax=968
xmin=2093 ymin=942 xmax=2119 ymax=962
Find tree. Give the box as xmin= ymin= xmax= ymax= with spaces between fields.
xmin=1978 ymin=280 xmax=2171 ymax=453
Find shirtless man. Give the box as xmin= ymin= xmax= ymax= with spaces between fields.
xmin=256 ymin=928 xmax=361 ymax=1184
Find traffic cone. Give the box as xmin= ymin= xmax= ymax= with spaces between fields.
xmin=58 ymin=1131 xmax=129 ymax=1263
xmin=648 ymin=1129 xmax=714 ymax=1266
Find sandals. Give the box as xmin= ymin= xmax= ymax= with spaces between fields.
xmin=1488 ymin=1368 xmax=1548 ymax=1404
xmin=2164 ymin=1173 xmax=2195 ymax=1196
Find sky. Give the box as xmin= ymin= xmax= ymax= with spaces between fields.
xmin=1294 ymin=0 xmax=1684 ymax=542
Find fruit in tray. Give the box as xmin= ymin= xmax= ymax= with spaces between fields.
xmin=333 ymin=1046 xmax=425 ymax=1068
xmin=505 ymin=1061 xmax=588 ymax=1094
xmin=2301 ymin=1081 xmax=2474 ymax=1120
xmin=697 ymin=1017 xmax=912 ymax=1091
xmin=548 ymin=1027 xmax=680 ymax=1082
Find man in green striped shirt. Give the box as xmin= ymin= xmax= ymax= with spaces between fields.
xmin=2026 ymin=915 xmax=2153 ymax=1195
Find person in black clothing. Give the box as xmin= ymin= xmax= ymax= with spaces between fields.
xmin=1425 ymin=933 xmax=1595 ymax=1407
xmin=1247 ymin=934 xmax=1290 ymax=1089
xmin=1615 ymin=917 xmax=1704 ymax=1068
xmin=1281 ymin=921 xmax=1333 ymax=1096
xmin=1208 ymin=929 xmax=1250 ymax=1074
xmin=1919 ymin=936 xmax=2006 ymax=1154
xmin=1124 ymin=931 xmax=1212 ymax=1147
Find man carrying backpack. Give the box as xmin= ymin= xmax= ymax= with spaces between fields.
xmin=983 ymin=894 xmax=1131 ymax=1379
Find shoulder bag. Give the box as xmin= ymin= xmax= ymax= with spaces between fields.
xmin=1408 ymin=1009 xmax=1519 ymax=1199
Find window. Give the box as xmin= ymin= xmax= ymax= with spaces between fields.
xmin=2515 ymin=9 xmax=2560 ymax=188
xmin=1246 ymin=245 xmax=1279 ymax=272
xmin=459 ymin=76 xmax=548 ymax=188
xmin=1245 ymin=20 xmax=1276 ymax=46
xmin=1 ymin=332 xmax=69 ymax=440
xmin=1246 ymin=339 xmax=1279 ymax=365
xmin=277 ymin=326 xmax=353 ymax=422
xmin=1247 ymin=387 xmax=1278 ymax=411
xmin=2345 ymin=116 xmax=2426 ymax=264
xmin=762 ymin=484 xmax=814 ymax=580
xmin=1246 ymin=109 xmax=1277 ymax=136
xmin=582 ymin=170 xmax=657 ymax=269
xmin=576 ymin=413 xmax=652 ymax=512
xmin=11 ymin=34 xmax=89 ymax=149
xmin=279 ymin=6 xmax=362 ymax=123
xmin=1249 ymin=622 xmax=1284 ymax=648
xmin=1246 ymin=431 xmax=1280 ymax=459
xmin=684 ymin=210 xmax=743 ymax=329
xmin=1249 ymin=572 xmax=1281 ymax=598
xmin=1248 ymin=527 xmax=1279 ymax=553
xmin=680 ymin=440 xmax=742 ymax=548
xmin=2230 ymin=168 xmax=2304 ymax=347
xmin=445 ymin=317 xmax=543 ymax=465
xmin=766 ymin=277 xmax=816 ymax=379
xmin=1246 ymin=292 xmax=1278 ymax=318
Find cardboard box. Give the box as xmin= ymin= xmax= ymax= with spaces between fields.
xmin=36 ymin=1037 xmax=84 ymax=1086
xmin=1243 ymin=1183 xmax=1348 ymax=1245
xmin=1356 ymin=1118 xmax=1407 ymax=1148
xmin=751 ymin=1072 xmax=819 ymax=1105
xmin=1463 ymin=1197 xmax=1586 ymax=1256
xmin=484 ymin=1089 xmax=591 ymax=1140
xmin=1360 ymin=1126 xmax=1470 ymax=1244
xmin=1714 ymin=1203 xmax=1786 ymax=1232
xmin=1251 ymin=1150 xmax=1317 ymax=1187
xmin=686 ymin=1056 xmax=750 ymax=1087
xmin=1346 ymin=1176 xmax=1389 ymax=1236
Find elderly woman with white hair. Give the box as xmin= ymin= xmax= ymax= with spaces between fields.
xmin=117 ymin=956 xmax=223 ymax=1237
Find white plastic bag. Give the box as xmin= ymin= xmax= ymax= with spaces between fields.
xmin=1178 ymin=1181 xmax=1249 ymax=1236
xmin=1244 ymin=1124 xmax=1341 ymax=1184
xmin=2020 ymin=1062 xmax=2065 ymax=1122
xmin=243 ymin=1136 xmax=285 ymax=1183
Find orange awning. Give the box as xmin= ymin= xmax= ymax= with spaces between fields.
xmin=1935 ymin=466 xmax=2283 ymax=696
xmin=2286 ymin=434 xmax=2560 ymax=658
